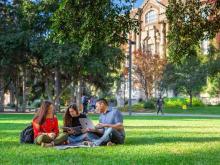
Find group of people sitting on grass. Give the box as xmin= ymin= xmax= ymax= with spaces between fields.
xmin=32 ymin=98 xmax=125 ymax=147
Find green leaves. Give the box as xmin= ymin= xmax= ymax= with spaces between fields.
xmin=162 ymin=55 xmax=208 ymax=98
xmin=166 ymin=0 xmax=220 ymax=62
xmin=50 ymin=0 xmax=137 ymax=90
xmin=0 ymin=0 xmax=138 ymax=104
xmin=51 ymin=0 xmax=138 ymax=46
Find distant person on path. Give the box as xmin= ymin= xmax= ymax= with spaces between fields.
xmin=89 ymin=96 xmax=96 ymax=112
xmin=32 ymin=100 xmax=68 ymax=147
xmin=156 ymin=95 xmax=164 ymax=115
xmin=81 ymin=93 xmax=88 ymax=114
xmin=63 ymin=104 xmax=99 ymax=144
xmin=84 ymin=98 xmax=125 ymax=146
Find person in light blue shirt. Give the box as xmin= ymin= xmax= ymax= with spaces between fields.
xmin=85 ymin=98 xmax=125 ymax=146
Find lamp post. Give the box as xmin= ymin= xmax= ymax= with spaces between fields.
xmin=128 ymin=40 xmax=136 ymax=116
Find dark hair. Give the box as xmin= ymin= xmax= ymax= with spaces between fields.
xmin=33 ymin=100 xmax=53 ymax=125
xmin=63 ymin=104 xmax=79 ymax=127
xmin=96 ymin=98 xmax=108 ymax=106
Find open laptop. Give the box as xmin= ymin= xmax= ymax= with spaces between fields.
xmin=61 ymin=126 xmax=82 ymax=134
xmin=79 ymin=118 xmax=95 ymax=129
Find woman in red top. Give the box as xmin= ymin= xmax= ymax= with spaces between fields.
xmin=33 ymin=100 xmax=68 ymax=147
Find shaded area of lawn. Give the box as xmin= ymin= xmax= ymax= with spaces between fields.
xmin=0 ymin=114 xmax=220 ymax=164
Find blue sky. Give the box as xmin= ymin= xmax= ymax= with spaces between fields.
xmin=134 ymin=0 xmax=144 ymax=8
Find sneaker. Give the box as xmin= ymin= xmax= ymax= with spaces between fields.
xmin=82 ymin=141 xmax=95 ymax=147
xmin=63 ymin=141 xmax=69 ymax=145
xmin=107 ymin=141 xmax=115 ymax=146
xmin=41 ymin=142 xmax=54 ymax=148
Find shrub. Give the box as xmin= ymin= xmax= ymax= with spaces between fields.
xmin=118 ymin=102 xmax=144 ymax=112
xmin=144 ymin=100 xmax=155 ymax=109
xmin=186 ymin=97 xmax=204 ymax=106
xmin=118 ymin=106 xmax=127 ymax=112
xmin=124 ymin=100 xmax=128 ymax=105
xmin=7 ymin=103 xmax=16 ymax=108
xmin=164 ymin=98 xmax=186 ymax=108
xmin=164 ymin=97 xmax=204 ymax=107
xmin=132 ymin=102 xmax=144 ymax=111
xmin=60 ymin=99 xmax=65 ymax=106
xmin=118 ymin=99 xmax=156 ymax=112
xmin=138 ymin=98 xmax=143 ymax=102
xmin=31 ymin=99 xmax=41 ymax=108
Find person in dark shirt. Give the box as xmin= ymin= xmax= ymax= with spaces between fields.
xmin=63 ymin=104 xmax=98 ymax=144
xmin=156 ymin=95 xmax=164 ymax=115
xmin=81 ymin=93 xmax=88 ymax=114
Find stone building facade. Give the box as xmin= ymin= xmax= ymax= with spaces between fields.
xmin=117 ymin=0 xmax=170 ymax=106
xmin=117 ymin=0 xmax=220 ymax=106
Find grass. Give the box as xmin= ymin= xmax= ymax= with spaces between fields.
xmin=119 ymin=105 xmax=220 ymax=115
xmin=164 ymin=106 xmax=220 ymax=115
xmin=1 ymin=114 xmax=220 ymax=164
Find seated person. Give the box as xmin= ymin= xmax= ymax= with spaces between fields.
xmin=32 ymin=100 xmax=68 ymax=147
xmin=85 ymin=98 xmax=125 ymax=146
xmin=63 ymin=104 xmax=98 ymax=144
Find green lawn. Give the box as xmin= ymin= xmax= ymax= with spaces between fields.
xmin=1 ymin=114 xmax=220 ymax=164
xmin=120 ymin=105 xmax=220 ymax=115
xmin=164 ymin=106 xmax=220 ymax=115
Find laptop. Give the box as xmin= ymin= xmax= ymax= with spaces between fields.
xmin=79 ymin=118 xmax=95 ymax=129
xmin=61 ymin=126 xmax=82 ymax=135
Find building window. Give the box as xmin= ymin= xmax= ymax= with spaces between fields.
xmin=145 ymin=10 xmax=157 ymax=24
xmin=147 ymin=44 xmax=153 ymax=54
xmin=156 ymin=42 xmax=159 ymax=54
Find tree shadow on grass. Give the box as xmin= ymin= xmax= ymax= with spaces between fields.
xmin=2 ymin=141 xmax=220 ymax=165
xmin=0 ymin=131 xmax=21 ymax=138
xmin=0 ymin=123 xmax=29 ymax=131
xmin=125 ymin=136 xmax=220 ymax=146
xmin=0 ymin=141 xmax=24 ymax=146
xmin=124 ymin=116 xmax=220 ymax=121
xmin=125 ymin=125 xmax=220 ymax=129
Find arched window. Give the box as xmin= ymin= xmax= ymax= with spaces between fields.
xmin=145 ymin=10 xmax=157 ymax=24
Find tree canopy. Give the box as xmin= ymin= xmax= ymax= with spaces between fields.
xmin=166 ymin=0 xmax=220 ymax=62
xmin=0 ymin=0 xmax=138 ymax=111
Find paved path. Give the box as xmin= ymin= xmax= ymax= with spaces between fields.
xmin=1 ymin=111 xmax=220 ymax=118
xmin=122 ymin=112 xmax=220 ymax=118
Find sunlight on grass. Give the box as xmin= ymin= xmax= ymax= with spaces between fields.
xmin=0 ymin=114 xmax=220 ymax=164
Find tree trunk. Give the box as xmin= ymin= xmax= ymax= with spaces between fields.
xmin=45 ymin=78 xmax=53 ymax=101
xmin=70 ymin=82 xmax=76 ymax=104
xmin=189 ymin=91 xmax=193 ymax=107
xmin=13 ymin=79 xmax=20 ymax=112
xmin=0 ymin=75 xmax=4 ymax=112
xmin=144 ymin=89 xmax=149 ymax=100
xmin=143 ymin=80 xmax=149 ymax=99
xmin=173 ymin=88 xmax=178 ymax=97
xmin=76 ymin=79 xmax=82 ymax=111
xmin=9 ymin=82 xmax=15 ymax=105
xmin=54 ymin=67 xmax=61 ymax=112
xmin=21 ymin=68 xmax=27 ymax=112
xmin=162 ymin=21 xmax=167 ymax=58
xmin=124 ymin=77 xmax=126 ymax=107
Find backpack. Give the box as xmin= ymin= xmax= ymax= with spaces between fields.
xmin=20 ymin=124 xmax=34 ymax=144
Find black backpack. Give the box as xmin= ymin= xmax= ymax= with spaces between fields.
xmin=20 ymin=124 xmax=34 ymax=144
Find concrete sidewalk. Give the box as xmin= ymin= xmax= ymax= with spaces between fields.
xmin=122 ymin=112 xmax=220 ymax=118
xmin=1 ymin=111 xmax=220 ymax=118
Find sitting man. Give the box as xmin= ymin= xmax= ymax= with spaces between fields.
xmin=86 ymin=98 xmax=125 ymax=146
